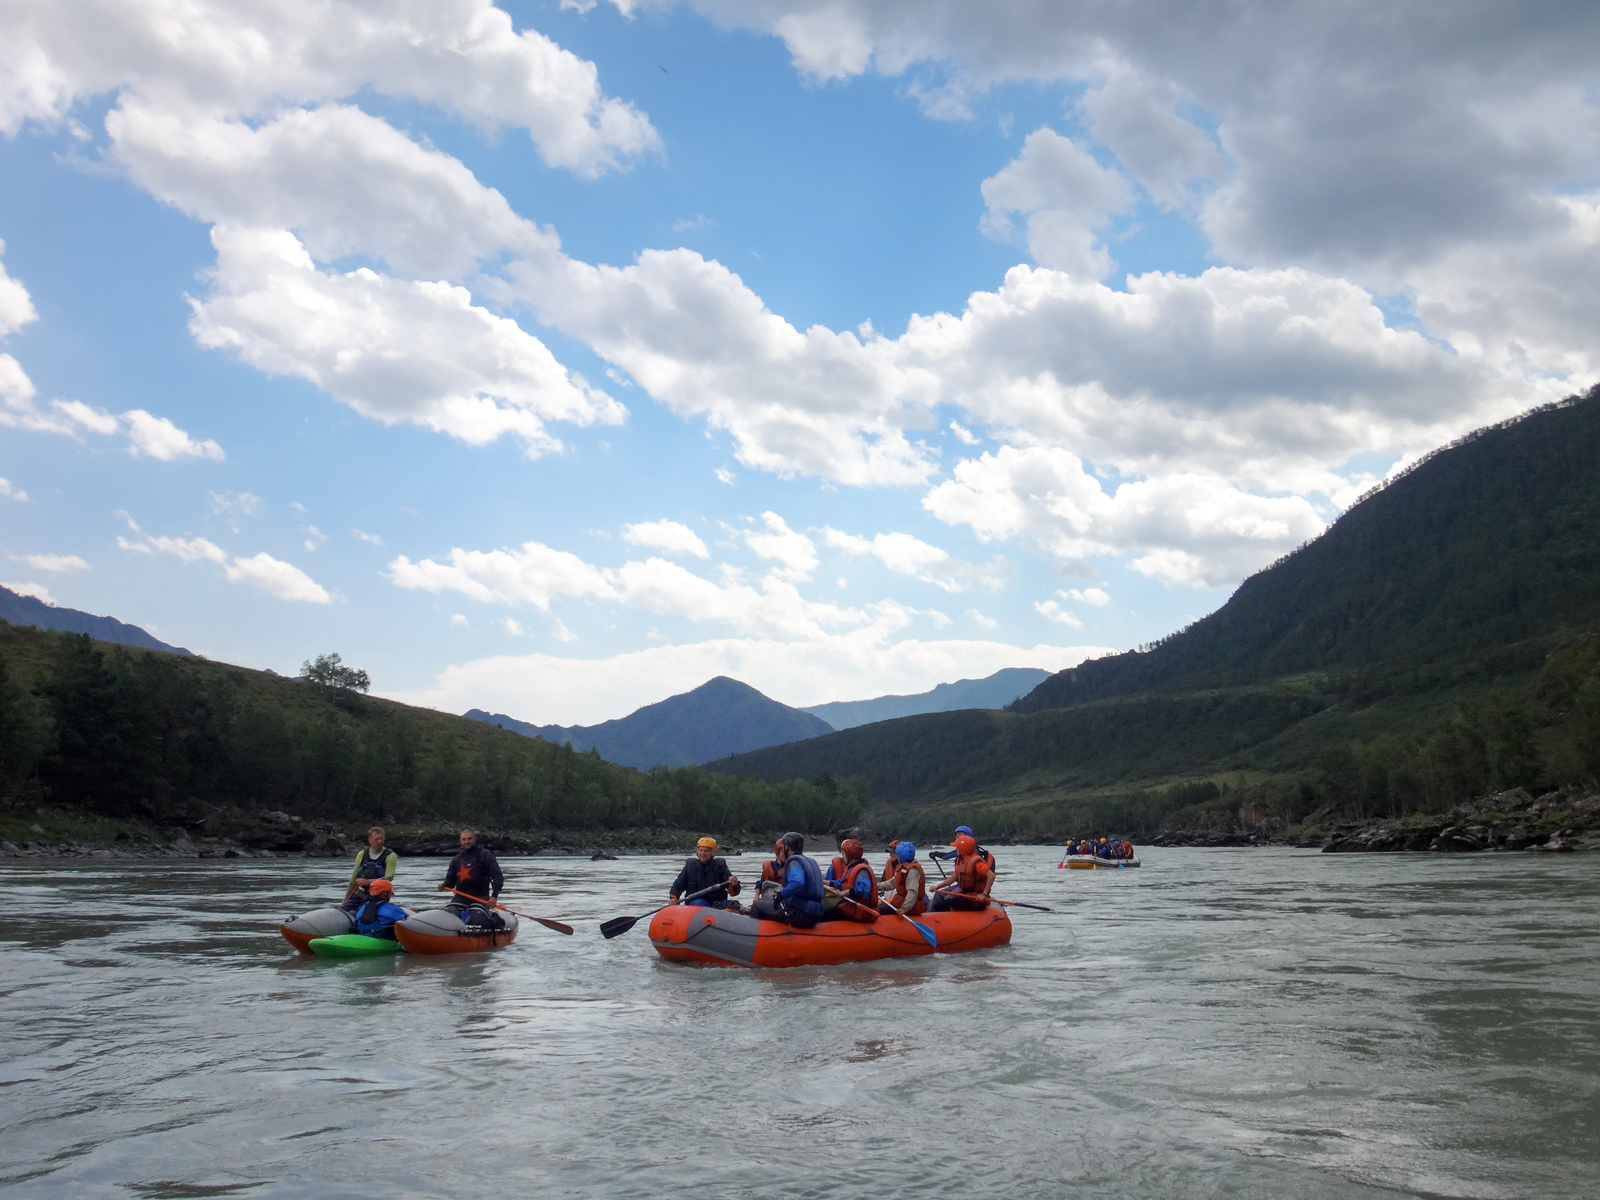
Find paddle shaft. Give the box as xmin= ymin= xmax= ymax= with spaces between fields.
xmin=598 ymin=881 xmax=732 ymax=939
xmin=446 ymin=887 xmax=574 ymax=935
xmin=823 ymin=884 xmax=937 ymax=947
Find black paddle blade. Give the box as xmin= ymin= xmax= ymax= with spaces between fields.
xmin=599 ymin=915 xmax=643 ymax=939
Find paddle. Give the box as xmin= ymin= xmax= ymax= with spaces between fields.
xmin=824 ymin=885 xmax=938 ymax=949
xmin=445 ymin=887 xmax=574 ymax=935
xmin=598 ymin=881 xmax=732 ymax=940
xmin=926 ymin=851 xmax=948 ymax=880
xmin=985 ymin=897 xmax=1054 ymax=913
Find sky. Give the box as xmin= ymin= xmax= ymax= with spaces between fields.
xmin=1 ymin=1 xmax=1597 ymax=726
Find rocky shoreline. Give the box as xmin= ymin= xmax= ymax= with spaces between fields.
xmin=0 ymin=806 xmax=795 ymax=861
xmin=1148 ymin=788 xmax=1600 ymax=853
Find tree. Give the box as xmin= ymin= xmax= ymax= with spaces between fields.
xmin=301 ymin=652 xmax=371 ymax=694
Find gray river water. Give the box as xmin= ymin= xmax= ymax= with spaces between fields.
xmin=1 ymin=847 xmax=1596 ymax=1199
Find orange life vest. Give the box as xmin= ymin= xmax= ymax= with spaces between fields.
xmin=887 ymin=859 xmax=928 ymax=915
xmin=834 ymin=859 xmax=880 ymax=922
xmin=760 ymin=858 xmax=783 ymax=884
xmin=953 ymin=852 xmax=992 ymax=897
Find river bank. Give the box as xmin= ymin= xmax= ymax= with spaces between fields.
xmin=0 ymin=807 xmax=804 ymax=861
xmin=1147 ymin=786 xmax=1600 ymax=852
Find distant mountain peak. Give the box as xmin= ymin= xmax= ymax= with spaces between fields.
xmin=0 ymin=585 xmax=192 ymax=656
xmin=464 ymin=675 xmax=832 ymax=769
xmin=803 ymin=666 xmax=1052 ymax=730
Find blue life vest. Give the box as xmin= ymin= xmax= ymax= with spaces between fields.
xmin=355 ymin=898 xmax=403 ymax=939
xmin=780 ymin=854 xmax=825 ymax=917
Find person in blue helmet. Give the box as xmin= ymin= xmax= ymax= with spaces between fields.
xmin=350 ymin=878 xmax=409 ymax=940
xmin=750 ymin=832 xmax=824 ymax=928
xmin=879 ymin=840 xmax=928 ymax=916
xmin=931 ymin=825 xmax=997 ymax=879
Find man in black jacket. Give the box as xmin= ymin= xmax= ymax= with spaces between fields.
xmin=669 ymin=837 xmax=742 ymax=910
xmin=437 ymin=828 xmax=504 ymax=927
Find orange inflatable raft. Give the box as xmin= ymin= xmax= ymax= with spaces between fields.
xmin=393 ymin=908 xmax=519 ymax=954
xmin=648 ymin=904 xmax=1010 ymax=968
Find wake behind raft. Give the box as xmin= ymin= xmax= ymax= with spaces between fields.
xmin=647 ymin=904 xmax=1011 ymax=968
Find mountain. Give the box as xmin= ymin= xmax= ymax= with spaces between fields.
xmin=0 ymin=622 xmax=862 ymax=845
xmin=802 ymin=667 xmax=1052 ymax=730
xmin=464 ymin=675 xmax=835 ymax=770
xmin=0 ymin=586 xmax=192 ymax=655
xmin=706 ymin=387 xmax=1600 ymax=842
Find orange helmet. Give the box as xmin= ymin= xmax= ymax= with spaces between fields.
xmin=952 ymin=834 xmax=977 ymax=855
xmin=841 ymin=838 xmax=864 ymax=861
xmin=368 ymin=878 xmax=394 ymax=897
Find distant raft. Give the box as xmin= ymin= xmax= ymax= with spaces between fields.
xmin=280 ymin=907 xmax=354 ymax=953
xmin=308 ymin=933 xmax=403 ymax=959
xmin=1061 ymin=855 xmax=1141 ymax=870
xmin=392 ymin=908 xmax=519 ymax=954
xmin=648 ymin=904 xmax=1011 ymax=968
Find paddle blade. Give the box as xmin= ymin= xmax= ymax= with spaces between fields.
xmin=533 ymin=917 xmax=575 ymax=935
xmin=908 ymin=918 xmax=938 ymax=948
xmin=599 ymin=915 xmax=642 ymax=939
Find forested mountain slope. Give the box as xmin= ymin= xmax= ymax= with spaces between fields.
xmin=465 ymin=676 xmax=833 ymax=769
xmin=0 ymin=623 xmax=860 ymax=844
xmin=1015 ymin=385 xmax=1600 ymax=712
xmin=708 ymin=388 xmax=1600 ymax=841
xmin=802 ymin=667 xmax=1050 ymax=730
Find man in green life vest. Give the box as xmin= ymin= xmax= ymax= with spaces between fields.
xmin=342 ymin=826 xmax=398 ymax=911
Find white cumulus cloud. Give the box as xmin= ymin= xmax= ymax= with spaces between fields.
xmin=189 ymin=227 xmax=624 ymax=457
xmin=623 ymin=519 xmax=709 ymax=559
xmin=0 ymin=476 xmax=28 ymax=502
xmin=119 ymin=528 xmax=329 ymax=602
xmin=980 ymin=127 xmax=1133 ymax=279
xmin=14 ymin=553 xmax=89 ymax=572
xmin=223 ymin=552 xmax=331 ymax=603
xmin=823 ymin=527 xmax=1005 ymax=594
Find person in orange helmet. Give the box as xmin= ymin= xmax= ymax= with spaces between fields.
xmin=822 ymin=838 xmax=879 ymax=923
xmin=351 ymin=878 xmax=408 ymax=940
xmin=928 ymin=834 xmax=993 ymax=912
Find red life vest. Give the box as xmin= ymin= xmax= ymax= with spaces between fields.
xmin=760 ymin=857 xmax=783 ymax=884
xmin=835 ymin=859 xmax=880 ymax=922
xmin=887 ymin=859 xmax=928 ymax=915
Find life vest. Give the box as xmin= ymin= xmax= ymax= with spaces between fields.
xmin=779 ymin=853 xmax=826 ymax=916
xmin=355 ymin=897 xmax=399 ymax=939
xmin=828 ymin=855 xmax=848 ymax=886
xmin=760 ymin=858 xmax=784 ymax=885
xmin=834 ymin=859 xmax=880 ymax=922
xmin=952 ymin=852 xmax=992 ymax=897
xmin=887 ymin=859 xmax=928 ymax=915
xmin=352 ymin=848 xmax=392 ymax=881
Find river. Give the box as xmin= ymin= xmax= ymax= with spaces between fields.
xmin=1 ymin=846 xmax=1596 ymax=1198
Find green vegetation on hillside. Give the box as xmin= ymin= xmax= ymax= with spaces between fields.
xmin=710 ymin=388 xmax=1600 ymax=841
xmin=0 ymin=621 xmax=862 ymax=840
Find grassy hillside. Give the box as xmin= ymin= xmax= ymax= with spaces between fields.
xmin=0 ymin=621 xmax=862 ymax=844
xmin=709 ymin=388 xmax=1600 ymax=842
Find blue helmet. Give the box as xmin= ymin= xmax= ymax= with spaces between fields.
xmin=896 ymin=841 xmax=915 ymax=862
xmin=955 ymin=825 xmax=974 ymax=837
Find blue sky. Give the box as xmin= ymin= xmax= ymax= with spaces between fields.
xmin=1 ymin=2 xmax=1596 ymax=724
